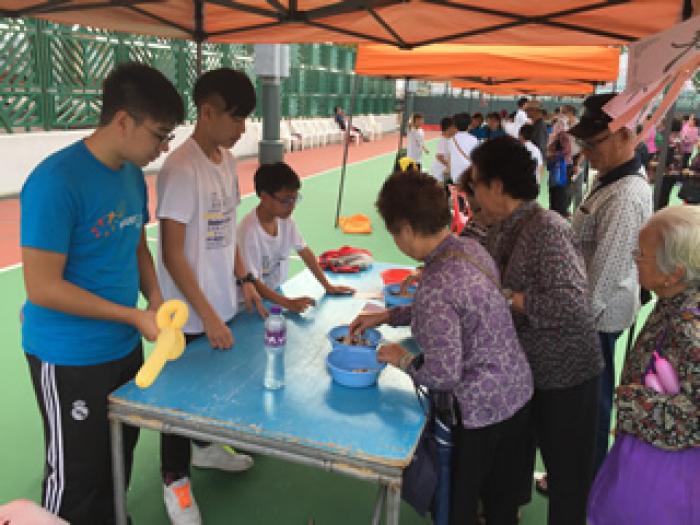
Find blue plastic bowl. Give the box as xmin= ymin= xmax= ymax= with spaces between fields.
xmin=328 ymin=325 xmax=382 ymax=352
xmin=326 ymin=348 xmax=386 ymax=388
xmin=383 ymin=284 xmax=416 ymax=307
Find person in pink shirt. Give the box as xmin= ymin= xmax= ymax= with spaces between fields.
xmin=644 ymin=115 xmax=657 ymax=155
xmin=680 ymin=114 xmax=699 ymax=167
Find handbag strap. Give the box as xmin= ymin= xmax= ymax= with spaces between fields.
xmin=452 ymin=136 xmax=470 ymax=161
xmin=435 ymin=249 xmax=501 ymax=292
xmin=491 ymin=206 xmax=543 ymax=278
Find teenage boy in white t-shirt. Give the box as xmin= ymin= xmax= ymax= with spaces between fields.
xmin=238 ymin=162 xmax=354 ymax=313
xmin=156 ymin=68 xmax=266 ymax=525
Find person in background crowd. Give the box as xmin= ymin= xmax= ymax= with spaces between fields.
xmin=570 ymin=93 xmax=653 ymax=476
xmin=485 ymin=112 xmax=507 ymax=140
xmin=680 ymin=114 xmax=698 ymax=168
xmin=469 ymin=112 xmax=487 ymax=141
xmin=525 ymin=101 xmax=548 ymax=162
xmin=587 ymin=205 xmax=700 ymax=525
xmin=514 ymin=97 xmax=530 ymax=137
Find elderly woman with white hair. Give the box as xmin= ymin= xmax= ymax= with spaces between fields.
xmin=587 ymin=205 xmax=700 ymax=525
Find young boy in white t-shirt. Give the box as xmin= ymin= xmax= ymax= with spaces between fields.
xmin=429 ymin=116 xmax=456 ymax=184
xmin=156 ymin=68 xmax=266 ymax=525
xmin=238 ymin=162 xmax=354 ymax=313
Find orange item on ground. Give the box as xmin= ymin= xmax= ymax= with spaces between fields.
xmin=339 ymin=214 xmax=372 ymax=234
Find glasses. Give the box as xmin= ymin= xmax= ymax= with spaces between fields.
xmin=273 ymin=193 xmax=302 ymax=206
xmin=144 ymin=126 xmax=176 ymax=145
xmin=575 ymin=133 xmax=611 ymax=150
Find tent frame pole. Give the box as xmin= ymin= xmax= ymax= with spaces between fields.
xmin=334 ymin=73 xmax=358 ymax=227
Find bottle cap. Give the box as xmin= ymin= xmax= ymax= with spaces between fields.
xmin=270 ymin=305 xmax=282 ymax=315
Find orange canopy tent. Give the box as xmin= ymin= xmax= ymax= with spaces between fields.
xmin=451 ymin=80 xmax=596 ymax=96
xmin=2 ymin=1 xmax=687 ymax=48
xmin=355 ymin=44 xmax=620 ymax=82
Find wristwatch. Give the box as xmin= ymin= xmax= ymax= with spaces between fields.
xmin=501 ymin=288 xmax=514 ymax=306
xmin=236 ymin=272 xmax=256 ymax=286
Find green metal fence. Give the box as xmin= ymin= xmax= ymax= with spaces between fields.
xmin=0 ymin=18 xmax=396 ymax=132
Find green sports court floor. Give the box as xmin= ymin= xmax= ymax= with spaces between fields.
xmin=0 ymin=139 xmax=659 ymax=524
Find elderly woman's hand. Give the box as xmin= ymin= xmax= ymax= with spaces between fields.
xmin=349 ymin=310 xmax=390 ymax=336
xmin=377 ymin=342 xmax=412 ymax=369
xmin=399 ymin=267 xmax=422 ymax=295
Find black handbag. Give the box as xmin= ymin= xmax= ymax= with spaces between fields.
xmin=402 ymin=380 xmax=457 ymax=517
xmin=402 ymin=383 xmax=437 ymax=516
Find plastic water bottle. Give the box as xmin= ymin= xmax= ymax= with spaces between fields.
xmin=263 ymin=305 xmax=286 ymax=390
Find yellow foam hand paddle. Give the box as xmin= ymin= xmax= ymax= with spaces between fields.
xmin=398 ymin=156 xmax=417 ymax=172
xmin=135 ymin=300 xmax=189 ymax=388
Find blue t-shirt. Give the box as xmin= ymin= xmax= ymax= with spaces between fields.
xmin=469 ymin=125 xmax=488 ymax=140
xmin=20 ymin=140 xmax=148 ymax=366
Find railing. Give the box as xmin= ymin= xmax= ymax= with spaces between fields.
xmin=0 ymin=18 xmax=396 ymax=133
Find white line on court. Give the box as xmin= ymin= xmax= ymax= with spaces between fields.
xmin=0 ymin=262 xmax=22 ymax=273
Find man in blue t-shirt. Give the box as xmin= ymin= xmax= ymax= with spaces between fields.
xmin=20 ymin=62 xmax=184 ymax=525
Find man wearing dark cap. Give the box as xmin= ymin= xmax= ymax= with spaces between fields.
xmin=570 ymin=93 xmax=653 ymax=476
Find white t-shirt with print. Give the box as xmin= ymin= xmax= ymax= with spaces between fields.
xmin=237 ymin=209 xmax=306 ymax=291
xmin=156 ymin=138 xmax=241 ymax=334
xmin=448 ymin=131 xmax=478 ymax=183
xmin=429 ymin=137 xmax=449 ymax=182
xmin=406 ymin=128 xmax=425 ymax=165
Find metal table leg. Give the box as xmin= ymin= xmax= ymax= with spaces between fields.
xmin=385 ymin=482 xmax=401 ymax=525
xmin=110 ymin=418 xmax=128 ymax=525
xmin=371 ymin=485 xmax=387 ymax=525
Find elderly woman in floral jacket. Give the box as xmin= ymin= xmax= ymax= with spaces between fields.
xmin=588 ymin=205 xmax=700 ymax=525
xmin=351 ymin=170 xmax=533 ymax=524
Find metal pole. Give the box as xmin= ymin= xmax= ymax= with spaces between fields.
xmin=194 ymin=0 xmax=204 ymax=76
xmin=395 ymin=76 xmax=411 ymax=163
xmin=371 ymin=486 xmax=386 ymax=525
xmin=334 ymin=73 xmax=357 ymax=227
xmin=259 ymin=75 xmax=284 ymax=163
xmin=110 ymin=418 xmax=128 ymax=525
xmin=385 ymin=483 xmax=401 ymax=525
xmin=654 ymin=103 xmax=676 ymax=210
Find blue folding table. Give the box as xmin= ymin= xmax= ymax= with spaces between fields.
xmin=109 ymin=263 xmax=425 ymax=524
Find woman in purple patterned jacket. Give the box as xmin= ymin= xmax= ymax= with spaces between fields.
xmin=463 ymin=136 xmax=603 ymax=525
xmin=350 ymin=170 xmax=533 ymax=524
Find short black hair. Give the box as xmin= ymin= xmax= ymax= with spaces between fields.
xmin=254 ymin=162 xmax=301 ymax=197
xmin=468 ymin=136 xmax=538 ymax=201
xmin=193 ymin=68 xmax=256 ymax=117
xmin=486 ymin=112 xmax=501 ymax=123
xmin=671 ymin=118 xmax=683 ymax=133
xmin=376 ymin=170 xmax=451 ymax=235
xmin=472 ymin=112 xmax=484 ymax=122
xmin=100 ymin=62 xmax=184 ymax=126
xmin=519 ymin=123 xmax=534 ymax=141
xmin=454 ymin=112 xmax=471 ymax=131
xmin=440 ymin=116 xmax=454 ymax=132
xmin=517 ymin=97 xmax=528 ymax=108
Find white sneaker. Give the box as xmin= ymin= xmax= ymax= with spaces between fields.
xmin=163 ymin=477 xmax=202 ymax=525
xmin=191 ymin=444 xmax=254 ymax=473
